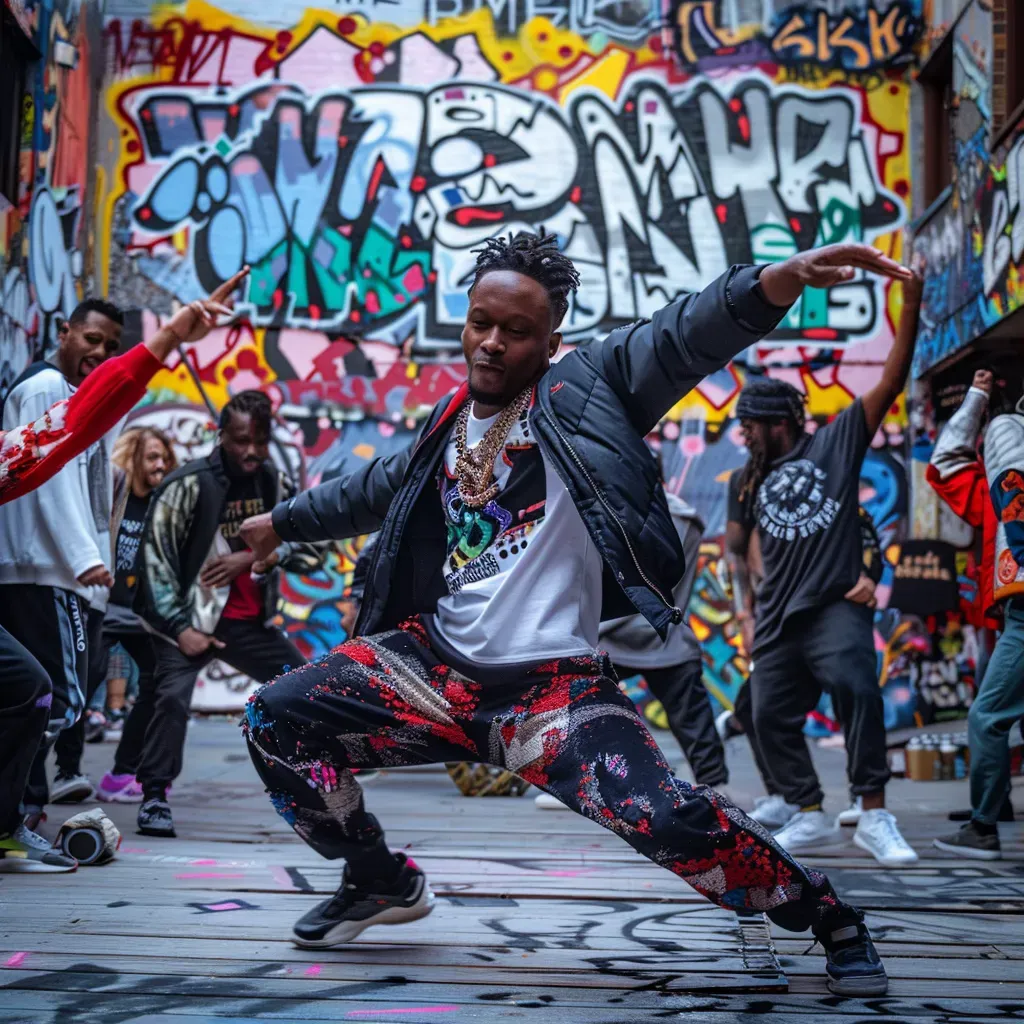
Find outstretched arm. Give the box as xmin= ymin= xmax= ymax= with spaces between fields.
xmin=593 ymin=244 xmax=912 ymax=434
xmin=860 ymin=263 xmax=923 ymax=437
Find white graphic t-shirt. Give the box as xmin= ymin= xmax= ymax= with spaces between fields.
xmin=432 ymin=404 xmax=602 ymax=665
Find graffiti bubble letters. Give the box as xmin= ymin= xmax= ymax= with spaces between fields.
xmin=126 ymin=73 xmax=903 ymax=349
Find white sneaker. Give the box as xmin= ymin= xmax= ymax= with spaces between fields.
xmin=838 ymin=796 xmax=864 ymax=827
xmin=772 ymin=810 xmax=843 ymax=852
xmin=748 ymin=794 xmax=800 ymax=831
xmin=853 ymin=809 xmax=919 ymax=867
xmin=534 ymin=792 xmax=569 ymax=811
xmin=715 ymin=709 xmax=735 ymax=742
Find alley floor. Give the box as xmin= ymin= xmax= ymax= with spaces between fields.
xmin=1 ymin=719 xmax=1022 ymax=1023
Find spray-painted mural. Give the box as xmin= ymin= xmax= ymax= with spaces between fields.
xmin=913 ymin=0 xmax=1024 ymax=376
xmin=1 ymin=0 xmax=934 ymax=721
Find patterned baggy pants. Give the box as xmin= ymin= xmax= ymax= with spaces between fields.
xmin=243 ymin=619 xmax=848 ymax=932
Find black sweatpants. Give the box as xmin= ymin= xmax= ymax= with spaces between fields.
xmin=140 ymin=616 xmax=304 ymax=795
xmin=106 ymin=629 xmax=159 ymax=777
xmin=0 ymin=584 xmax=88 ymax=811
xmin=614 ymin=660 xmax=728 ymax=787
xmin=53 ymin=608 xmax=107 ymax=776
xmin=244 ymin=618 xmax=856 ymax=934
xmin=53 ymin=619 xmax=159 ymax=779
xmin=751 ymin=600 xmax=890 ymax=809
xmin=732 ymin=679 xmax=780 ymax=798
xmin=0 ymin=626 xmax=52 ymax=834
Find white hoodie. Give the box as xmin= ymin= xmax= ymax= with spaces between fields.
xmin=0 ymin=363 xmax=121 ymax=611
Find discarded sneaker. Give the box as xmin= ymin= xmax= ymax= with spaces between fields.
xmin=137 ymin=799 xmax=176 ymax=838
xmin=772 ymin=809 xmax=842 ymax=852
xmin=933 ymin=820 xmax=1001 ymax=860
xmin=292 ymin=853 xmax=435 ymax=948
xmin=97 ymin=773 xmax=144 ymax=804
xmin=816 ymin=912 xmax=888 ymax=996
xmin=0 ymin=823 xmax=78 ymax=873
xmin=853 ymin=809 xmax=919 ymax=867
xmin=51 ymin=771 xmax=95 ymax=804
xmin=748 ymin=794 xmax=799 ymax=831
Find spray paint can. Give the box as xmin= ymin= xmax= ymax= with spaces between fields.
xmin=940 ymin=741 xmax=957 ymax=781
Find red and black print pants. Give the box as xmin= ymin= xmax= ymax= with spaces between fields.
xmin=242 ymin=618 xmax=850 ymax=933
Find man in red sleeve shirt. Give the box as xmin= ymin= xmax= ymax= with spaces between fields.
xmin=0 ymin=270 xmax=247 ymax=873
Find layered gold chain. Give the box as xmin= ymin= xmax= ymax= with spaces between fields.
xmin=452 ymin=387 xmax=532 ymax=508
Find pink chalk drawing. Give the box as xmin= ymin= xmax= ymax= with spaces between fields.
xmin=304 ymin=964 xmax=322 ymax=977
xmin=5 ymin=952 xmax=28 ymax=968
xmin=174 ymin=872 xmax=246 ymax=879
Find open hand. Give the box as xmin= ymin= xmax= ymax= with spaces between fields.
xmin=759 ymin=244 xmax=912 ymax=307
xmin=78 ymin=565 xmax=114 ymax=589
xmin=166 ymin=267 xmax=250 ymax=345
xmin=199 ymin=550 xmax=254 ymax=588
xmin=844 ymin=573 xmax=878 ymax=609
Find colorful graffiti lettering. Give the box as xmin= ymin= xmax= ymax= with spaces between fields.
xmin=104 ymin=7 xmax=908 ymax=358
xmin=669 ymin=1 xmax=922 ymax=75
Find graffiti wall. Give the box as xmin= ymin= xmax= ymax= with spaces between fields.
xmin=0 ymin=0 xmax=102 ymax=393
xmin=912 ymin=0 xmax=1024 ymax=376
xmin=1 ymin=0 xmax=928 ymax=714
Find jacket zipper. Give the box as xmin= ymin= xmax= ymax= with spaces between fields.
xmin=539 ymin=407 xmax=681 ymax=621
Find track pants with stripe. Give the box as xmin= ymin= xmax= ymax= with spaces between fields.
xmin=0 ymin=584 xmax=88 ymax=813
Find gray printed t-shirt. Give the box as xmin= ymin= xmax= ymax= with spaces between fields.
xmin=751 ymin=399 xmax=869 ymax=655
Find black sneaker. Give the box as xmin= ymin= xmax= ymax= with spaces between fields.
xmin=292 ymin=852 xmax=435 ymax=948
xmin=949 ymin=799 xmax=1013 ymax=823
xmin=933 ymin=820 xmax=1001 ymax=860
xmin=816 ymin=914 xmax=888 ymax=996
xmin=51 ymin=770 xmax=95 ymax=804
xmin=137 ymin=799 xmax=176 ymax=838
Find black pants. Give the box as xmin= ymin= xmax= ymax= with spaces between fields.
xmin=0 ymin=584 xmax=88 ymax=811
xmin=614 ymin=660 xmax=728 ymax=787
xmin=732 ymin=678 xmax=779 ymax=798
xmin=244 ymin=618 xmax=855 ymax=934
xmin=140 ymin=617 xmax=304 ymax=795
xmin=106 ymin=629 xmax=159 ymax=777
xmin=52 ymin=608 xmax=108 ymax=776
xmin=0 ymin=625 xmax=52 ymax=834
xmin=751 ymin=600 xmax=890 ymax=809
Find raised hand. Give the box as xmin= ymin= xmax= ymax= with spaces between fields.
xmin=166 ymin=267 xmax=250 ymax=345
xmin=972 ymin=369 xmax=993 ymax=395
xmin=759 ymin=244 xmax=912 ymax=308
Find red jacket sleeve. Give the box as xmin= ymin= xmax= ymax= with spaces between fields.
xmin=0 ymin=345 xmax=163 ymax=506
xmin=925 ymin=462 xmax=988 ymax=530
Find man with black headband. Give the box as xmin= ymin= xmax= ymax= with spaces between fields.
xmin=240 ymin=235 xmax=913 ymax=995
xmin=727 ymin=269 xmax=923 ymax=867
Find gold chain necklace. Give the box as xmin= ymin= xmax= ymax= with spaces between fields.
xmin=453 ymin=387 xmax=532 ymax=508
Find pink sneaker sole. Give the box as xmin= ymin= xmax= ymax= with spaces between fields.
xmin=97 ymin=777 xmax=144 ymax=804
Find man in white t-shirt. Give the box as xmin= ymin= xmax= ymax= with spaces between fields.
xmin=240 ymin=233 xmax=915 ymax=996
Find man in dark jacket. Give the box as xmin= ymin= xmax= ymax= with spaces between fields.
xmin=240 ymin=233 xmax=912 ymax=996
xmin=133 ymin=390 xmax=319 ymax=838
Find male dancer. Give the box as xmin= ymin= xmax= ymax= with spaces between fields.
xmin=0 ymin=279 xmax=243 ymax=871
xmin=930 ymin=369 xmax=1024 ymax=858
xmin=132 ymin=391 xmax=319 ymax=838
xmin=727 ymin=266 xmax=922 ymax=867
xmin=241 ymin=234 xmax=912 ymax=995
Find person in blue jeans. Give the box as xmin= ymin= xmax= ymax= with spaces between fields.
xmin=932 ymin=371 xmax=1024 ymax=859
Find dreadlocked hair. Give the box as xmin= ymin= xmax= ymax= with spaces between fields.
xmin=471 ymin=231 xmax=581 ymax=329
xmin=734 ymin=376 xmax=807 ymax=505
